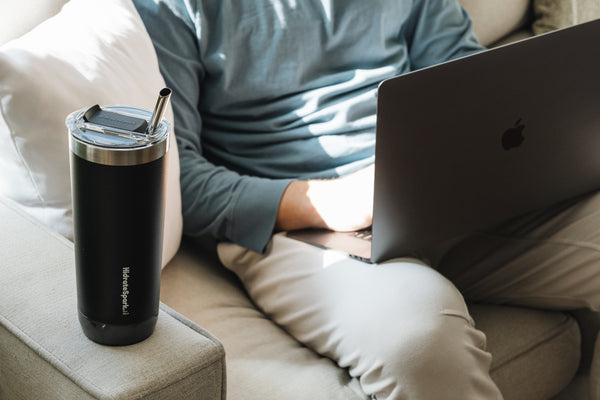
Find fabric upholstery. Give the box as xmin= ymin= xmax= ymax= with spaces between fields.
xmin=0 ymin=0 xmax=182 ymax=267
xmin=459 ymin=0 xmax=531 ymax=46
xmin=472 ymin=306 xmax=580 ymax=400
xmin=533 ymin=0 xmax=600 ymax=34
xmin=0 ymin=196 xmax=225 ymax=400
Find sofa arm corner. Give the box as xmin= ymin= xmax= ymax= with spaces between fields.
xmin=0 ymin=196 xmax=226 ymax=400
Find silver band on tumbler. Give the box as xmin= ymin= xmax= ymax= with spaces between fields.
xmin=70 ymin=137 xmax=168 ymax=166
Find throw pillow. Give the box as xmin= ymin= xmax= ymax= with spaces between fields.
xmin=0 ymin=0 xmax=68 ymax=45
xmin=534 ymin=0 xmax=600 ymax=35
xmin=0 ymin=0 xmax=182 ymax=267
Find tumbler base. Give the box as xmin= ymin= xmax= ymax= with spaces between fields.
xmin=78 ymin=311 xmax=157 ymax=346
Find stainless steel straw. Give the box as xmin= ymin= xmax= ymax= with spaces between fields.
xmin=147 ymin=88 xmax=172 ymax=135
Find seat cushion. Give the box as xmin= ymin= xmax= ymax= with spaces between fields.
xmin=472 ymin=305 xmax=580 ymax=400
xmin=162 ymin=237 xmax=581 ymax=400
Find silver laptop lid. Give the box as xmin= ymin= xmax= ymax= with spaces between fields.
xmin=371 ymin=18 xmax=600 ymax=263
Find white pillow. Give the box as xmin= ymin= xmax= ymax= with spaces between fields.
xmin=0 ymin=0 xmax=182 ymax=267
xmin=0 ymin=0 xmax=68 ymax=46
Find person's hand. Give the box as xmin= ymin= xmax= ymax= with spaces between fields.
xmin=307 ymin=164 xmax=374 ymax=231
xmin=275 ymin=164 xmax=374 ymax=232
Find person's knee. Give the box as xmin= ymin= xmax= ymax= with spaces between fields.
xmin=349 ymin=265 xmax=499 ymax=399
xmin=360 ymin=311 xmax=497 ymax=400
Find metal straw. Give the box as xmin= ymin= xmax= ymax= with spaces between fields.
xmin=147 ymin=88 xmax=172 ymax=134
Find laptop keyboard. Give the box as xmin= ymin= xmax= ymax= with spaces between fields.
xmin=353 ymin=228 xmax=372 ymax=241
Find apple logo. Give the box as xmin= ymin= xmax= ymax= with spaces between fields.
xmin=502 ymin=118 xmax=525 ymax=150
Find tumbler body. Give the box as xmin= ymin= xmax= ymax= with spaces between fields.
xmin=66 ymin=106 xmax=169 ymax=345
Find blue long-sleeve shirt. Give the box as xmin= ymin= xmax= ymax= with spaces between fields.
xmin=133 ymin=0 xmax=484 ymax=253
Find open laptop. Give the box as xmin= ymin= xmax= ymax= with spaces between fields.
xmin=288 ymin=18 xmax=600 ymax=264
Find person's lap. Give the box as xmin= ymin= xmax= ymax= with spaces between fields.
xmin=218 ymin=235 xmax=501 ymax=399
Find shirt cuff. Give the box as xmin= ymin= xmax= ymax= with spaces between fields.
xmin=230 ymin=177 xmax=293 ymax=254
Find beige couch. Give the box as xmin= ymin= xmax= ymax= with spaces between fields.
xmin=1 ymin=1 xmax=599 ymax=399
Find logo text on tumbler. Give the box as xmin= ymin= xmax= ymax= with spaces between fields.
xmin=121 ymin=267 xmax=131 ymax=316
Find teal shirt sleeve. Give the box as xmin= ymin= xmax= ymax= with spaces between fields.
xmin=405 ymin=0 xmax=484 ymax=69
xmin=134 ymin=0 xmax=292 ymax=253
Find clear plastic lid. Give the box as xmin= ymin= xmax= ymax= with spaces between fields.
xmin=66 ymin=106 xmax=170 ymax=166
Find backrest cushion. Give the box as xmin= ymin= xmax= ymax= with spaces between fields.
xmin=459 ymin=0 xmax=531 ymax=46
xmin=533 ymin=0 xmax=600 ymax=34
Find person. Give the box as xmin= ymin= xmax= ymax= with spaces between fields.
xmin=133 ymin=1 xmax=600 ymax=399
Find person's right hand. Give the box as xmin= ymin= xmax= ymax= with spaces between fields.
xmin=275 ymin=164 xmax=374 ymax=232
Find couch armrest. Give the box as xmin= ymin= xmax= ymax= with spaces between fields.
xmin=0 ymin=196 xmax=225 ymax=400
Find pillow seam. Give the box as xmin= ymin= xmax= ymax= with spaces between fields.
xmin=0 ymin=98 xmax=46 ymax=208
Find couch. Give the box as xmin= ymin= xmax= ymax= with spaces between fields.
xmin=1 ymin=0 xmax=599 ymax=399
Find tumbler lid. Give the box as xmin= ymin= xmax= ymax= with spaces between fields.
xmin=66 ymin=105 xmax=170 ymax=166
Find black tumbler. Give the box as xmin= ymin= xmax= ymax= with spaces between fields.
xmin=66 ymin=89 xmax=171 ymax=346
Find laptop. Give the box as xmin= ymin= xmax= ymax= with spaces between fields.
xmin=288 ymin=18 xmax=600 ymax=264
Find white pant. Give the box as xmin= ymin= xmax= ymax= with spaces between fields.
xmin=218 ymin=192 xmax=600 ymax=399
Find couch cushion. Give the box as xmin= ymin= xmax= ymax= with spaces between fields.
xmin=459 ymin=0 xmax=531 ymax=46
xmin=533 ymin=0 xmax=600 ymax=35
xmin=472 ymin=305 xmax=580 ymax=400
xmin=0 ymin=0 xmax=182 ymax=267
xmin=162 ymin=238 xmax=581 ymax=400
